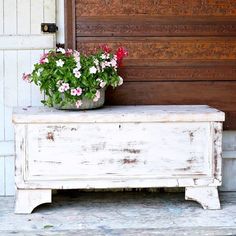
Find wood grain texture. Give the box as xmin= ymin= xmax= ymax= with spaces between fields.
xmin=66 ymin=0 xmax=236 ymax=129
xmin=76 ymin=17 xmax=236 ymax=37
xmin=76 ymin=0 xmax=236 ymax=17
xmin=77 ymin=38 xmax=236 ymax=60
xmin=106 ymin=82 xmax=236 ymax=110
xmin=64 ymin=0 xmax=76 ymax=49
xmin=119 ymin=64 xmax=236 ymax=81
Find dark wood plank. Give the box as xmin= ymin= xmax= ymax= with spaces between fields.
xmin=119 ymin=65 xmax=236 ymax=82
xmin=76 ymin=0 xmax=236 ymax=17
xmin=77 ymin=37 xmax=236 ymax=60
xmin=64 ymin=0 xmax=76 ymax=49
xmin=106 ymin=81 xmax=236 ymax=111
xmin=76 ymin=16 xmax=236 ymax=37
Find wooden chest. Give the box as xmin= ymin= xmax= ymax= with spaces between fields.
xmin=13 ymin=105 xmax=225 ymax=213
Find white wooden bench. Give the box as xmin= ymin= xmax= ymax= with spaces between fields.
xmin=13 ymin=105 xmax=225 ymax=213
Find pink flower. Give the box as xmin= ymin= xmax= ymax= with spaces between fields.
xmin=76 ymin=87 xmax=82 ymax=96
xmin=75 ymin=100 xmax=83 ymax=108
xmin=93 ymin=90 xmax=100 ymax=102
xmin=62 ymin=83 xmax=70 ymax=91
xmin=22 ymin=73 xmax=31 ymax=83
xmin=71 ymin=89 xmax=77 ymax=96
xmin=73 ymin=51 xmax=80 ymax=63
xmin=39 ymin=53 xmax=49 ymax=64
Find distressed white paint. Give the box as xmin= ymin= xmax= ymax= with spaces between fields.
xmin=0 ymin=0 xmax=56 ymax=196
xmin=15 ymin=189 xmax=51 ymax=214
xmin=0 ymin=36 xmax=56 ymax=50
xmin=185 ymin=186 xmax=220 ymax=210
xmin=12 ymin=105 xmax=225 ymax=123
xmin=26 ymin=122 xmax=212 ymax=179
xmin=13 ymin=105 xmax=224 ymax=213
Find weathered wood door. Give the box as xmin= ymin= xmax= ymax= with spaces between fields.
xmin=0 ymin=0 xmax=56 ymax=195
xmin=65 ymin=0 xmax=236 ymax=130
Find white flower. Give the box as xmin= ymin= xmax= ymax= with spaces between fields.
xmin=57 ymin=80 xmax=63 ymax=86
xmin=100 ymin=81 xmax=106 ymax=88
xmin=75 ymin=71 xmax=81 ymax=78
xmin=94 ymin=59 xmax=99 ymax=66
xmin=62 ymin=83 xmax=70 ymax=91
xmin=57 ymin=47 xmax=66 ymax=54
xmin=75 ymin=100 xmax=83 ymax=108
xmin=76 ymin=87 xmax=83 ymax=96
xmin=89 ymin=66 xmax=97 ymax=74
xmin=71 ymin=89 xmax=77 ymax=96
xmin=96 ymin=66 xmax=101 ymax=73
xmin=73 ymin=68 xmax=81 ymax=78
xmin=101 ymin=62 xmax=106 ymax=70
xmin=101 ymin=54 xmax=106 ymax=60
xmin=118 ymin=76 xmax=123 ymax=86
xmin=73 ymin=51 xmax=80 ymax=63
xmin=77 ymin=62 xmax=81 ymax=70
xmin=58 ymin=86 xmax=64 ymax=93
xmin=36 ymin=68 xmax=43 ymax=77
xmin=110 ymin=59 xmax=117 ymax=68
xmin=56 ymin=59 xmax=64 ymax=67
xmin=93 ymin=90 xmax=100 ymax=102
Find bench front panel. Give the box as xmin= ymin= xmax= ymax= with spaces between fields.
xmin=23 ymin=122 xmax=213 ymax=181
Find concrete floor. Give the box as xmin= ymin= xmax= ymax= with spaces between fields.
xmin=1 ymin=191 xmax=236 ymax=236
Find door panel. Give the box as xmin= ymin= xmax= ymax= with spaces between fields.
xmin=65 ymin=0 xmax=236 ymax=129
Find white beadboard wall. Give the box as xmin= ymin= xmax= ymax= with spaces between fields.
xmin=0 ymin=0 xmax=235 ymax=196
xmin=0 ymin=0 xmax=59 ymax=196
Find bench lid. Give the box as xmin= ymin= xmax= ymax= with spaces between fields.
xmin=12 ymin=105 xmax=225 ymax=124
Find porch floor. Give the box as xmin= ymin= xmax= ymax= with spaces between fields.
xmin=1 ymin=191 xmax=236 ymax=236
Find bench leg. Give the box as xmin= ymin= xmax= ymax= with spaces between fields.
xmin=15 ymin=189 xmax=52 ymax=214
xmin=185 ymin=186 xmax=221 ymax=210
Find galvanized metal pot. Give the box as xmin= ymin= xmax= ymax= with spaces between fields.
xmin=54 ymin=88 xmax=105 ymax=110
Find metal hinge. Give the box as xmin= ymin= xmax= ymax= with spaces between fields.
xmin=41 ymin=23 xmax=58 ymax=33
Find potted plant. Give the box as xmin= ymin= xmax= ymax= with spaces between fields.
xmin=22 ymin=45 xmax=128 ymax=110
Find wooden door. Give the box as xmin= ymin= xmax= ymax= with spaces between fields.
xmin=0 ymin=0 xmax=56 ymax=196
xmin=65 ymin=0 xmax=236 ymax=129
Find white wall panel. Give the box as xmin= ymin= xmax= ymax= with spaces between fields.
xmin=17 ymin=51 xmax=31 ymax=106
xmin=0 ymin=157 xmax=4 ymax=195
xmin=3 ymin=0 xmax=17 ymax=35
xmin=31 ymin=1 xmax=44 ymax=34
xmin=0 ymin=0 xmax=56 ymax=196
xmin=17 ymin=0 xmax=31 ymax=35
xmin=0 ymin=0 xmax=3 ymax=34
xmin=5 ymin=156 xmax=15 ymax=195
xmin=44 ymin=0 xmax=56 ymax=22
xmin=0 ymin=51 xmax=4 ymax=140
xmin=4 ymin=51 xmax=18 ymax=141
